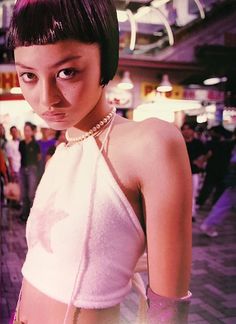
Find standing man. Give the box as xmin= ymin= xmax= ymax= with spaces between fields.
xmin=19 ymin=122 xmax=41 ymax=222
xmin=197 ymin=126 xmax=234 ymax=207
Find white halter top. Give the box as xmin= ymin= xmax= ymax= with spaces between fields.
xmin=22 ymin=125 xmax=146 ymax=309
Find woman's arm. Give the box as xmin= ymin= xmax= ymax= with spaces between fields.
xmin=138 ymin=119 xmax=192 ymax=322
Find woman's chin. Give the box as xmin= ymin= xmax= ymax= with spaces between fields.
xmin=45 ymin=120 xmax=69 ymax=131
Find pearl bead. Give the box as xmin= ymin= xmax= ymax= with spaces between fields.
xmin=65 ymin=107 xmax=116 ymax=143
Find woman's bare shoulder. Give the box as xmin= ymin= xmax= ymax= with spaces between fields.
xmin=115 ymin=114 xmax=178 ymax=134
xmin=120 ymin=117 xmax=185 ymax=153
xmin=111 ymin=116 xmax=186 ymax=163
xmin=111 ymin=116 xmax=190 ymax=197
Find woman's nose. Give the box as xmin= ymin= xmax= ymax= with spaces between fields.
xmin=40 ymin=80 xmax=61 ymax=107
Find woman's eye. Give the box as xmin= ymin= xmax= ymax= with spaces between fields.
xmin=57 ymin=68 xmax=76 ymax=79
xmin=20 ymin=72 xmax=37 ymax=82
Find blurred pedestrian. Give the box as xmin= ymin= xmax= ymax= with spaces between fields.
xmin=45 ymin=130 xmax=66 ymax=164
xmin=181 ymin=122 xmax=206 ymax=221
xmin=197 ymin=125 xmax=234 ymax=207
xmin=200 ymin=143 xmax=236 ymax=237
xmin=19 ymin=122 xmax=41 ymax=222
xmin=0 ymin=148 xmax=8 ymax=204
xmin=5 ymin=126 xmax=21 ymax=182
xmin=0 ymin=124 xmax=8 ymax=163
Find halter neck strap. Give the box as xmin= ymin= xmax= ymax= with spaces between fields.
xmin=98 ymin=112 xmax=116 ymax=154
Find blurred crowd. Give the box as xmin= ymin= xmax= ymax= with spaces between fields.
xmin=0 ymin=120 xmax=235 ymax=237
xmin=181 ymin=123 xmax=236 ymax=237
xmin=0 ymin=122 xmax=66 ymax=222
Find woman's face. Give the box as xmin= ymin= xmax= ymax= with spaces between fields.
xmin=14 ymin=40 xmax=104 ymax=130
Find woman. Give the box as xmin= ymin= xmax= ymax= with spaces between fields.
xmin=8 ymin=1 xmax=192 ymax=323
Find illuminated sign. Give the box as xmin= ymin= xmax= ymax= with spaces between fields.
xmin=0 ymin=72 xmax=19 ymax=90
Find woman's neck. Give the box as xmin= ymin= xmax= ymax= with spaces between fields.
xmin=68 ymin=90 xmax=110 ymax=138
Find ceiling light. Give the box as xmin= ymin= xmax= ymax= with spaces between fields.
xmin=126 ymin=9 xmax=137 ymax=51
xmin=188 ymin=84 xmax=201 ymax=89
xmin=150 ymin=7 xmax=174 ymax=46
xmin=157 ymin=74 xmax=173 ymax=92
xmin=10 ymin=87 xmax=22 ymax=94
xmin=117 ymin=8 xmax=137 ymax=51
xmin=151 ymin=0 xmax=170 ymax=8
xmin=194 ymin=0 xmax=205 ymax=19
xmin=203 ymin=76 xmax=227 ymax=86
xmin=134 ymin=6 xmax=151 ymax=19
xmin=197 ymin=113 xmax=207 ymax=123
xmin=118 ymin=71 xmax=134 ymax=90
xmin=117 ymin=10 xmax=128 ymax=23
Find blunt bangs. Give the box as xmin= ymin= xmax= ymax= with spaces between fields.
xmin=8 ymin=0 xmax=119 ymax=85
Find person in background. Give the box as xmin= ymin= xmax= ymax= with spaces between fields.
xmin=200 ymin=129 xmax=236 ymax=237
xmin=45 ymin=130 xmax=66 ymax=164
xmin=0 ymin=148 xmax=8 ymax=204
xmin=8 ymin=0 xmax=192 ymax=323
xmin=37 ymin=126 xmax=56 ymax=177
xmin=195 ymin=125 xmax=208 ymax=143
xmin=197 ymin=125 xmax=234 ymax=208
xmin=181 ymin=122 xmax=206 ymax=222
xmin=0 ymin=123 xmax=7 ymax=151
xmin=5 ymin=126 xmax=21 ymax=183
xmin=19 ymin=122 xmax=41 ymax=222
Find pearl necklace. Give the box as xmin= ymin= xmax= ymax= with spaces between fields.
xmin=65 ymin=107 xmax=116 ymax=143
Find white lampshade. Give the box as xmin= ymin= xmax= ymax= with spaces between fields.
xmin=157 ymin=74 xmax=173 ymax=92
xmin=151 ymin=0 xmax=170 ymax=8
xmin=117 ymin=71 xmax=134 ymax=90
xmin=203 ymin=76 xmax=227 ymax=86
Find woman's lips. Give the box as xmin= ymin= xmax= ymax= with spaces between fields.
xmin=42 ymin=112 xmax=67 ymax=122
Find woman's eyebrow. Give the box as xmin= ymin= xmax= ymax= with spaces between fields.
xmin=15 ymin=55 xmax=82 ymax=69
xmin=51 ymin=55 xmax=82 ymax=67
xmin=15 ymin=62 xmax=34 ymax=69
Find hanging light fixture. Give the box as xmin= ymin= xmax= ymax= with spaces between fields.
xmin=117 ymin=71 xmax=134 ymax=90
xmin=10 ymin=87 xmax=22 ymax=94
xmin=116 ymin=9 xmax=137 ymax=51
xmin=203 ymin=76 xmax=227 ymax=86
xmin=157 ymin=74 xmax=173 ymax=92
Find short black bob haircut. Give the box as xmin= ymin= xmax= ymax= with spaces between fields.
xmin=8 ymin=0 xmax=119 ymax=86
